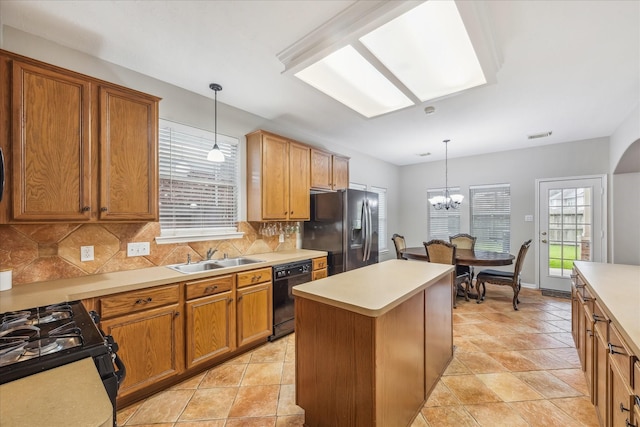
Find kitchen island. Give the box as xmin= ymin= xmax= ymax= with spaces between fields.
xmin=293 ymin=259 xmax=454 ymax=427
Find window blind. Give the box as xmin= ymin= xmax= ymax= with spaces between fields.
xmin=158 ymin=120 xmax=239 ymax=236
xmin=370 ymin=186 xmax=387 ymax=251
xmin=470 ymin=183 xmax=511 ymax=252
xmin=427 ymin=187 xmax=461 ymax=240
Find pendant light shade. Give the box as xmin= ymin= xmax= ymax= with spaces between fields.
xmin=207 ymin=83 xmax=225 ymax=162
xmin=428 ymin=139 xmax=464 ymax=210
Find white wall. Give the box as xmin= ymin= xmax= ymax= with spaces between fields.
xmin=612 ymin=172 xmax=640 ymax=265
xmin=399 ymin=138 xmax=610 ymax=285
xmin=1 ymin=26 xmax=401 ymax=256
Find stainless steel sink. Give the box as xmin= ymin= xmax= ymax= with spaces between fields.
xmin=212 ymin=257 xmax=264 ymax=268
xmin=167 ymin=257 xmax=264 ymax=274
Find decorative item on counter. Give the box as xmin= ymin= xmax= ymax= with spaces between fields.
xmin=0 ymin=269 xmax=12 ymax=291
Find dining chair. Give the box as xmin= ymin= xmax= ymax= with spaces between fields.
xmin=391 ymin=233 xmax=407 ymax=260
xmin=475 ymin=239 xmax=533 ymax=310
xmin=449 ymin=233 xmax=477 ymax=279
xmin=423 ymin=239 xmax=471 ymax=308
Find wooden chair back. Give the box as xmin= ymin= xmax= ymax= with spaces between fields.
xmin=392 ymin=233 xmax=407 ymax=259
xmin=513 ymin=239 xmax=533 ymax=282
xmin=423 ymin=239 xmax=456 ymax=265
xmin=449 ymin=233 xmax=476 ymax=250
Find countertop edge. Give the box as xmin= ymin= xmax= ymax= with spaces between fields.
xmin=0 ymin=249 xmax=327 ymax=312
xmin=293 ymin=260 xmax=454 ymax=317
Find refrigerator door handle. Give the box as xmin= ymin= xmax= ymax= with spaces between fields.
xmin=366 ymin=199 xmax=373 ymax=261
xmin=362 ymin=200 xmax=368 ymax=262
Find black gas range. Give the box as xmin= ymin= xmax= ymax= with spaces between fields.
xmin=0 ymin=300 xmax=124 ymax=426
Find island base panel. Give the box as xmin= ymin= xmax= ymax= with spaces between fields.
xmin=295 ymin=291 xmax=428 ymax=426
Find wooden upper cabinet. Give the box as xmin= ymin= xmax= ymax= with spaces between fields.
xmin=1 ymin=50 xmax=160 ymax=223
xmin=261 ymin=133 xmax=289 ymax=220
xmin=310 ymin=149 xmax=332 ymax=191
xmin=288 ymin=142 xmax=310 ymax=220
xmin=332 ymin=154 xmax=349 ymax=190
xmin=310 ymin=148 xmax=349 ymax=191
xmin=12 ymin=61 xmax=92 ymax=221
xmin=246 ymin=130 xmax=310 ymax=221
xmin=99 ymin=86 xmax=158 ymax=220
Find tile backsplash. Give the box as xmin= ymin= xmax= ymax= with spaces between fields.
xmin=0 ymin=221 xmax=296 ymax=286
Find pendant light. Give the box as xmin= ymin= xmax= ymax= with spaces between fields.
xmin=207 ymin=83 xmax=225 ymax=162
xmin=428 ymin=139 xmax=464 ymax=210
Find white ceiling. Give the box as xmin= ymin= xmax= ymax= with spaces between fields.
xmin=1 ymin=0 xmax=638 ymax=166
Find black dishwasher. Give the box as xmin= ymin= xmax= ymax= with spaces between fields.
xmin=269 ymin=259 xmax=312 ymax=341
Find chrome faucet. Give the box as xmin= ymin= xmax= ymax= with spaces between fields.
xmin=206 ymin=248 xmax=217 ymax=260
xmin=186 ymin=254 xmax=191 ymax=265
xmin=223 ymin=252 xmax=228 ymax=259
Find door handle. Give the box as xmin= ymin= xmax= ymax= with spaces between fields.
xmin=541 ymin=231 xmax=547 ymax=236
xmin=541 ymin=239 xmax=548 ymax=243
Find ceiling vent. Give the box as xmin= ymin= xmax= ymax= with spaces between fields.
xmin=528 ymin=131 xmax=553 ymax=140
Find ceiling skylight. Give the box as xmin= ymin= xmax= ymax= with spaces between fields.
xmin=280 ymin=0 xmax=493 ymax=118
xmin=359 ymin=1 xmax=486 ymax=102
xmin=295 ymin=45 xmax=413 ymax=118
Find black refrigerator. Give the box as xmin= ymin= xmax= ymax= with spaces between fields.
xmin=302 ymin=189 xmax=378 ymax=276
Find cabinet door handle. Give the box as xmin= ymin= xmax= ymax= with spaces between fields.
xmin=593 ymin=313 xmax=606 ymax=323
xmin=174 ymin=312 xmax=180 ymax=318
xmin=626 ymin=420 xmax=636 ymax=427
xmin=204 ymin=285 xmax=218 ymax=294
xmin=608 ymin=343 xmax=624 ymax=355
xmin=620 ymin=402 xmax=630 ymax=412
xmin=81 ymin=206 xmax=91 ymax=212
xmin=100 ymin=207 xmax=108 ymax=212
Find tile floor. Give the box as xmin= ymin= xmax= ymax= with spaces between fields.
xmin=116 ymin=283 xmax=599 ymax=427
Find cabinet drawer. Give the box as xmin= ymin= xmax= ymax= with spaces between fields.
xmin=237 ymin=267 xmax=272 ymax=288
xmin=609 ymin=323 xmax=634 ymax=387
xmin=313 ymin=257 xmax=327 ymax=270
xmin=185 ymin=275 xmax=234 ymax=300
xmin=312 ymin=269 xmax=328 ymax=281
xmin=592 ymin=300 xmax=609 ymax=342
xmin=100 ymin=285 xmax=179 ymax=319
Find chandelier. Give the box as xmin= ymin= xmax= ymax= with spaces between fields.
xmin=428 ymin=139 xmax=464 ymax=210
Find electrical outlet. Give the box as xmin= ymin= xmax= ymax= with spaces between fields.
xmin=80 ymin=246 xmax=94 ymax=262
xmin=127 ymin=242 xmax=150 ymax=257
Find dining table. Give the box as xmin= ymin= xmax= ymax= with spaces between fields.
xmin=399 ymin=247 xmax=515 ymax=299
xmin=399 ymin=247 xmax=515 ymax=266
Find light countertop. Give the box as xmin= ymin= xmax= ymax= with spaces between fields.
xmin=292 ymin=259 xmax=453 ymax=317
xmin=573 ymin=261 xmax=640 ymax=357
xmin=0 ymin=358 xmax=113 ymax=427
xmin=0 ymin=249 xmax=327 ymax=313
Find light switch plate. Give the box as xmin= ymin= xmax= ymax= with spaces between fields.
xmin=127 ymin=242 xmax=150 ymax=257
xmin=525 ymin=215 xmax=534 ymax=222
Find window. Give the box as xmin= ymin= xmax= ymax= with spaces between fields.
xmin=157 ymin=120 xmax=240 ymax=243
xmin=470 ymin=184 xmax=511 ymax=252
xmin=370 ymin=186 xmax=387 ymax=252
xmin=427 ymin=187 xmax=460 ymax=240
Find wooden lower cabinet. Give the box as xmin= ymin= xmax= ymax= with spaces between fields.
xmin=312 ymin=256 xmax=328 ymax=280
xmin=185 ymin=275 xmax=236 ymax=369
xmin=236 ymin=281 xmax=273 ymax=347
xmin=100 ymin=303 xmax=183 ymax=400
xmin=572 ymin=264 xmax=639 ymax=427
xmin=96 ymin=267 xmax=273 ymax=406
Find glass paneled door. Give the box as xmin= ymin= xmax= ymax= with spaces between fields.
xmin=538 ymin=176 xmax=606 ymax=292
